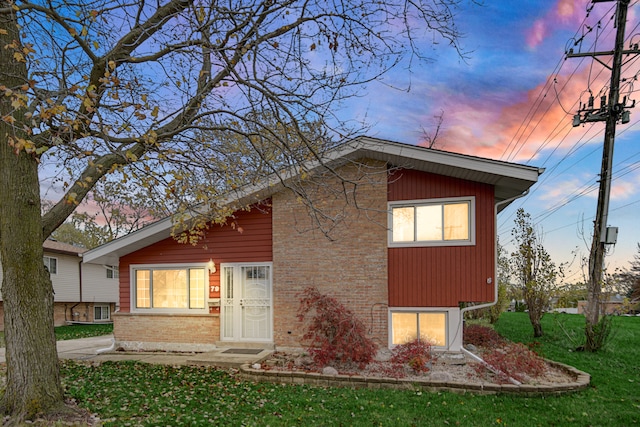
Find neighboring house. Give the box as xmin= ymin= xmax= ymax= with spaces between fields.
xmin=577 ymin=294 xmax=631 ymax=315
xmin=0 ymin=239 xmax=119 ymax=329
xmin=82 ymin=137 xmax=541 ymax=353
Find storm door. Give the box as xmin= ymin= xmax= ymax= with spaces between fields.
xmin=221 ymin=263 xmax=272 ymax=342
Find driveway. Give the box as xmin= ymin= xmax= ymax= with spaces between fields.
xmin=0 ymin=335 xmax=270 ymax=367
xmin=0 ymin=335 xmax=115 ymax=363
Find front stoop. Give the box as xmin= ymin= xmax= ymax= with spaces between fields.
xmin=187 ymin=348 xmax=273 ymax=369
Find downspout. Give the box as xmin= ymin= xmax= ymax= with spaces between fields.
xmin=460 ymin=189 xmax=530 ymax=318
xmin=78 ymin=254 xmax=83 ymax=302
xmin=458 ymin=189 xmax=531 ymax=386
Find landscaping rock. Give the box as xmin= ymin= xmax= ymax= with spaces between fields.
xmin=429 ymin=371 xmax=453 ymax=382
xmin=443 ymin=353 xmax=467 ymax=365
xmin=322 ymin=366 xmax=339 ymax=376
xmin=376 ymin=348 xmax=393 ymax=362
xmin=294 ymin=356 xmax=314 ymax=367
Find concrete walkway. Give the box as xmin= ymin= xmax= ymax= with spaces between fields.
xmin=0 ymin=335 xmax=271 ymax=368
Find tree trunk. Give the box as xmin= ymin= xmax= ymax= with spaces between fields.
xmin=0 ymin=3 xmax=65 ymax=420
xmin=528 ymin=310 xmax=544 ymax=338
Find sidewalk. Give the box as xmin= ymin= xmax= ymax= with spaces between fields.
xmin=0 ymin=335 xmax=271 ymax=367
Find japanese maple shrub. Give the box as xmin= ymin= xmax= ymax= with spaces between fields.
xmin=463 ymin=324 xmax=507 ymax=348
xmin=390 ymin=339 xmax=433 ymax=374
xmin=297 ymin=287 xmax=377 ymax=368
xmin=475 ymin=343 xmax=547 ymax=384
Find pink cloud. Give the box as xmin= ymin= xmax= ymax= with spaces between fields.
xmin=421 ymin=65 xmax=614 ymax=162
xmin=538 ymin=177 xmax=592 ymax=202
xmin=610 ymin=173 xmax=640 ymax=200
xmin=527 ymin=19 xmax=547 ymax=48
xmin=526 ymin=0 xmax=592 ymax=48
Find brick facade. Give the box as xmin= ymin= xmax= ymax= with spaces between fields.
xmin=272 ymin=160 xmax=389 ymax=348
xmin=113 ymin=312 xmax=219 ymax=351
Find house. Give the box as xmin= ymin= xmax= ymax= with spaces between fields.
xmin=0 ymin=239 xmax=119 ymax=329
xmin=82 ymin=137 xmax=541 ymax=353
xmin=577 ymin=294 xmax=633 ymax=315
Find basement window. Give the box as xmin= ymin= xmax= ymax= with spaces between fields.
xmin=390 ymin=311 xmax=447 ymax=347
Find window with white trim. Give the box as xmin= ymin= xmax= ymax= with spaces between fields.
xmin=106 ymin=265 xmax=119 ymax=279
xmin=389 ymin=197 xmax=474 ymax=246
xmin=133 ymin=266 xmax=206 ymax=311
xmin=94 ymin=305 xmax=110 ymax=321
xmin=43 ymin=256 xmax=58 ymax=275
xmin=390 ymin=311 xmax=447 ymax=347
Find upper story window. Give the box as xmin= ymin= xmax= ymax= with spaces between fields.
xmin=106 ymin=265 xmax=119 ymax=279
xmin=132 ymin=265 xmax=207 ymax=312
xmin=43 ymin=256 xmax=58 ymax=275
xmin=389 ymin=197 xmax=475 ymax=247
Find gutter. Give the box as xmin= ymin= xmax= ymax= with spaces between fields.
xmin=96 ymin=337 xmax=116 ymax=354
xmin=461 ymin=347 xmax=521 ymax=385
xmin=460 ymin=189 xmax=530 ymax=319
xmin=456 ymin=190 xmax=530 ymax=386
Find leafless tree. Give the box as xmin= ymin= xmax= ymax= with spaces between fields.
xmin=0 ymin=0 xmax=465 ymax=420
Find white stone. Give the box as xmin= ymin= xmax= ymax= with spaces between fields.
xmin=322 ymin=366 xmax=339 ymax=376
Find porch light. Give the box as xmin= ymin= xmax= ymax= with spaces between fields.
xmin=207 ymin=259 xmax=216 ymax=274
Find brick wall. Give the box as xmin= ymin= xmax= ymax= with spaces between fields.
xmin=113 ymin=312 xmax=219 ymax=351
xmin=272 ymin=159 xmax=389 ymax=348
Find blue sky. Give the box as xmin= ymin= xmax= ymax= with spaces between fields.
xmin=342 ymin=0 xmax=640 ymax=281
xmin=37 ymin=0 xmax=638 ymax=282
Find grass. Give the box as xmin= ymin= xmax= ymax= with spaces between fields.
xmin=0 ymin=323 xmax=113 ymax=347
xmin=57 ymin=313 xmax=640 ymax=426
xmin=54 ymin=323 xmax=113 ymax=341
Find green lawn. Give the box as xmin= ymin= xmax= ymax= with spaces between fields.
xmin=0 ymin=323 xmax=113 ymax=347
xmin=59 ymin=313 xmax=640 ymax=426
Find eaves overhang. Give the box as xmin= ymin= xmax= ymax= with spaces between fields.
xmin=82 ymin=136 xmax=542 ymax=265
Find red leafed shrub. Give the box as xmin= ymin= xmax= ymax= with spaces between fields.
xmin=390 ymin=339 xmax=433 ymax=374
xmin=476 ymin=343 xmax=547 ymax=383
xmin=463 ymin=324 xmax=507 ymax=348
xmin=297 ymin=287 xmax=377 ymax=369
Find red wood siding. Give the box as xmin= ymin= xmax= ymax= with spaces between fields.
xmin=119 ymin=205 xmax=272 ymax=312
xmin=388 ymin=169 xmax=495 ymax=307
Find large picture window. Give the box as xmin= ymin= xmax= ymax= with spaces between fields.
xmin=389 ymin=197 xmax=474 ymax=247
xmin=390 ymin=311 xmax=447 ymax=347
xmin=133 ymin=266 xmax=206 ymax=311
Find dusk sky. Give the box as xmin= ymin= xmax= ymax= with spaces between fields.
xmin=343 ymin=0 xmax=640 ymax=281
xmin=37 ymin=0 xmax=638 ymax=283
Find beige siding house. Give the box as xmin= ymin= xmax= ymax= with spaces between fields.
xmin=0 ymin=239 xmax=119 ymax=329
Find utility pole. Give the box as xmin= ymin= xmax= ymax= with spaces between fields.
xmin=567 ymin=0 xmax=638 ymax=351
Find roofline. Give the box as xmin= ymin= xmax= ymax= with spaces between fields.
xmin=83 ymin=136 xmax=542 ymax=264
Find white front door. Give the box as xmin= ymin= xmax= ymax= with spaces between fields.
xmin=221 ymin=263 xmax=273 ymax=342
